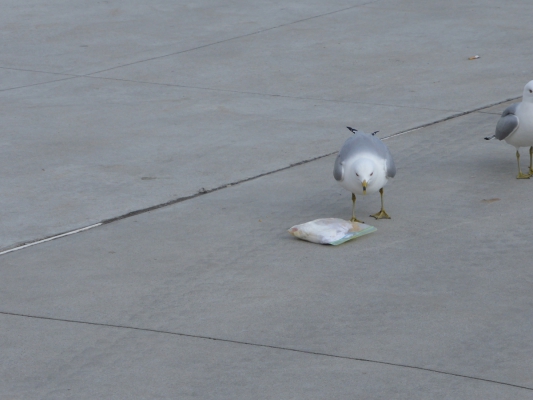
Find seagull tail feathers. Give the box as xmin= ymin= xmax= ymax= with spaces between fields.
xmin=346 ymin=126 xmax=358 ymax=134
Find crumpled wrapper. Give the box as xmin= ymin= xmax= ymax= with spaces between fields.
xmin=288 ymin=218 xmax=376 ymax=245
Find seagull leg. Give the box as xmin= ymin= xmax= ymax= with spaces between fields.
xmin=350 ymin=193 xmax=364 ymax=223
xmin=371 ymin=188 xmax=391 ymax=219
xmin=516 ymin=150 xmax=531 ymax=179
xmin=529 ymin=146 xmax=533 ymax=176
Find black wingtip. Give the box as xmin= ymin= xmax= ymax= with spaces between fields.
xmin=371 ymin=130 xmax=379 ymax=136
xmin=484 ymin=136 xmax=493 ymax=140
xmin=346 ymin=126 xmax=357 ymax=134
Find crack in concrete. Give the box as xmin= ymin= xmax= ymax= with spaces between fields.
xmin=0 ymin=310 xmax=531 ymax=392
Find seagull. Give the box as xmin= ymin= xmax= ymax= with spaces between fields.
xmin=485 ymin=80 xmax=533 ymax=179
xmin=334 ymin=127 xmax=396 ymax=222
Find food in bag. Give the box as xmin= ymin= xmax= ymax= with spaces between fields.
xmin=288 ymin=218 xmax=376 ymax=245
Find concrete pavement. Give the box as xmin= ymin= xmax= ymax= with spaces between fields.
xmin=1 ymin=1 xmax=533 ymax=398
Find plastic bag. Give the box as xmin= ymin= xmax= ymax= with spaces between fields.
xmin=288 ymin=218 xmax=376 ymax=245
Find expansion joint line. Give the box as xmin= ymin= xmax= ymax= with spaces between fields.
xmin=0 ymin=224 xmax=102 ymax=256
xmin=0 ymin=95 xmax=518 ymax=256
xmin=0 ymin=153 xmax=334 ymax=256
xmin=382 ymin=96 xmax=519 ymax=140
xmin=0 ymin=311 xmax=531 ymax=392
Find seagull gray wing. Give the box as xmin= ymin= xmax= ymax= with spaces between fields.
xmin=494 ymin=103 xmax=519 ymax=140
xmin=333 ymin=153 xmax=344 ymax=181
xmin=384 ymin=148 xmax=396 ymax=178
xmin=363 ymin=134 xmax=396 ymax=178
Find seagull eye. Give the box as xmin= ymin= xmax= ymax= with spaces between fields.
xmin=370 ymin=172 xmax=373 ymax=176
xmin=530 ymin=89 xmax=532 ymax=93
xmin=356 ymin=173 xmax=359 ymax=177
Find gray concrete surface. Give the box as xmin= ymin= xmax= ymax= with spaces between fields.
xmin=1 ymin=1 xmax=533 ymax=398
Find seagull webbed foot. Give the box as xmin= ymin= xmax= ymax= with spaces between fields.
xmin=370 ymin=209 xmax=391 ymax=220
xmin=370 ymin=188 xmax=391 ymax=220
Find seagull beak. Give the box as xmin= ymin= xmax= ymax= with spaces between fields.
xmin=362 ymin=180 xmax=367 ymax=194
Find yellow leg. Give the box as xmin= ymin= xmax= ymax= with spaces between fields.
xmin=350 ymin=193 xmax=364 ymax=223
xmin=516 ymin=150 xmax=531 ymax=179
xmin=371 ymin=188 xmax=391 ymax=220
xmin=529 ymin=146 xmax=533 ymax=176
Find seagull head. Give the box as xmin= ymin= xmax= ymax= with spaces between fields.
xmin=353 ymin=158 xmax=375 ymax=194
xmin=523 ymin=80 xmax=533 ymax=103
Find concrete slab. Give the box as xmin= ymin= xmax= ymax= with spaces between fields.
xmin=4 ymin=1 xmax=530 ymax=249
xmin=0 ymin=0 xmax=363 ymax=75
xmin=0 ymin=77 xmax=447 ymax=250
xmin=94 ymin=1 xmax=533 ymax=111
xmin=3 ymin=314 xmax=531 ymax=399
xmin=2 ymin=1 xmax=533 ymax=397
xmin=2 ymin=0 xmax=531 ymax=251
xmin=2 ymin=111 xmax=532 ymax=395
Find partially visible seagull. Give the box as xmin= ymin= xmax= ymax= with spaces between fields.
xmin=334 ymin=127 xmax=396 ymax=222
xmin=485 ymin=80 xmax=533 ymax=179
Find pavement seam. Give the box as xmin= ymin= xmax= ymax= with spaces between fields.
xmin=0 ymin=152 xmax=335 ymax=255
xmin=0 ymin=95 xmax=519 ymax=255
xmin=382 ymin=96 xmax=519 ymax=139
xmin=0 ymin=66 xmax=516 ymax=115
xmin=477 ymin=110 xmax=507 ymax=115
xmin=1 ymin=310 xmax=531 ymax=392
xmin=83 ymin=2 xmax=379 ymax=77
xmin=0 ymin=224 xmax=102 ymax=256
xmin=99 ymin=154 xmax=336 ymax=224
xmin=0 ymin=76 xmax=80 ymax=93
xmin=0 ymin=68 xmax=502 ymax=114
xmin=79 ymin=74 xmax=468 ymax=113
xmin=0 ymin=65 xmax=78 ymax=77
